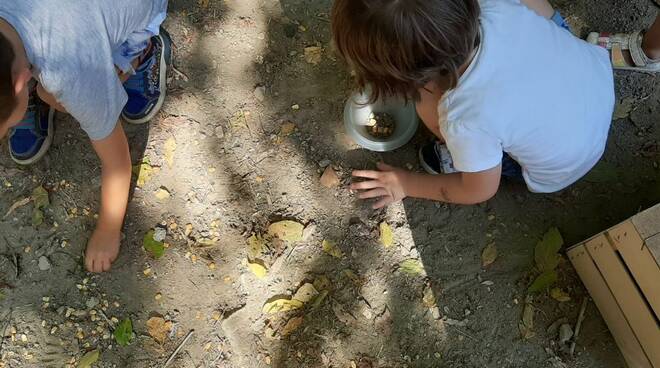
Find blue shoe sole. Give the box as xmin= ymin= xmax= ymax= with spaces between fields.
xmin=122 ymin=28 xmax=172 ymax=125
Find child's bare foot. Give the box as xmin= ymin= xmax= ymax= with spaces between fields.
xmin=85 ymin=228 xmax=120 ymax=273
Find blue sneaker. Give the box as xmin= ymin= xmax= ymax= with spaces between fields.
xmin=121 ymin=28 xmax=172 ymax=124
xmin=9 ymin=91 xmax=55 ymax=165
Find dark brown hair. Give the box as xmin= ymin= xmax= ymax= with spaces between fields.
xmin=332 ymin=0 xmax=481 ymax=102
xmin=0 ymin=32 xmax=16 ymax=123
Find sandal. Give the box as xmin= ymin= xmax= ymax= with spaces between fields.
xmin=587 ymin=30 xmax=660 ymax=72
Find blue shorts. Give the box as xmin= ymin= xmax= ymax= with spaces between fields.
xmin=112 ymin=2 xmax=168 ymax=74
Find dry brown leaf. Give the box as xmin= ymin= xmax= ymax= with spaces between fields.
xmin=320 ymin=166 xmax=340 ymax=188
xmin=481 ymin=243 xmax=497 ymax=267
xmin=280 ymin=316 xmax=304 ymax=336
xmin=519 ymin=303 xmax=535 ymax=339
xmin=3 ymin=197 xmax=31 ymax=219
xmin=304 ymin=46 xmax=322 ymax=65
xmin=146 ymin=316 xmax=172 ymax=344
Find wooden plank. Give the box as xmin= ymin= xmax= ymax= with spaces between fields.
xmin=632 ymin=204 xmax=660 ymax=239
xmin=585 ymin=235 xmax=660 ymax=366
xmin=644 ymin=233 xmax=660 ymax=266
xmin=608 ymin=221 xmax=660 ymax=320
xmin=568 ymin=245 xmax=652 ymax=368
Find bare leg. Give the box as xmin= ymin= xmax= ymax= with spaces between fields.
xmin=416 ymin=83 xmax=446 ymax=143
xmin=519 ymin=0 xmax=554 ymax=19
xmin=643 ymin=15 xmax=660 ymax=60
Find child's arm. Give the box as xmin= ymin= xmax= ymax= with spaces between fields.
xmin=351 ymin=162 xmax=501 ymax=208
xmin=85 ymin=122 xmax=132 ymax=272
xmin=519 ymin=0 xmax=554 ymax=19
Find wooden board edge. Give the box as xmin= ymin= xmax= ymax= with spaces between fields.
xmin=568 ymin=244 xmax=652 ymax=368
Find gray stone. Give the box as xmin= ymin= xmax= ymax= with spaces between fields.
xmin=558 ymin=324 xmax=574 ymax=345
xmin=153 ymin=227 xmax=167 ymax=242
xmin=38 ymin=256 xmax=51 ymax=271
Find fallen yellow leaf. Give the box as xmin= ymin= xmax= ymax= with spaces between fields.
xmin=163 ymin=137 xmax=177 ymax=168
xmin=481 ymin=243 xmax=497 ymax=268
xmin=322 ymin=239 xmax=344 ymax=258
xmin=422 ymin=287 xmax=436 ymax=308
xmin=379 ymin=222 xmax=394 ymax=248
xmin=268 ymin=221 xmax=304 ymax=242
xmin=154 ymin=187 xmax=170 ymax=200
xmin=262 ymin=298 xmax=304 ymax=314
xmin=550 ymin=288 xmax=571 ymax=302
xmin=248 ymin=261 xmax=268 ymax=279
xmin=293 ymin=283 xmax=319 ymax=304
xmin=132 ymin=160 xmax=157 ymax=188
xmin=247 ymin=234 xmax=266 ymax=260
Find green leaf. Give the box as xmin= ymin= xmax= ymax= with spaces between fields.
xmin=32 ymin=186 xmax=50 ymax=209
xmin=534 ymin=227 xmax=563 ymax=272
xmin=613 ymin=97 xmax=634 ymax=120
xmin=143 ymin=230 xmax=165 ymax=259
xmin=399 ymin=259 xmax=424 ymax=276
xmin=32 ymin=209 xmax=44 ymax=227
xmin=528 ymin=270 xmax=558 ymax=293
xmin=77 ymin=349 xmax=100 ymax=368
xmin=113 ymin=318 xmax=133 ymax=346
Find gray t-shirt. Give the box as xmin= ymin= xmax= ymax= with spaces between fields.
xmin=0 ymin=0 xmax=167 ymax=140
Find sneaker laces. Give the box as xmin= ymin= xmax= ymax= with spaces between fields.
xmin=124 ymin=41 xmax=160 ymax=95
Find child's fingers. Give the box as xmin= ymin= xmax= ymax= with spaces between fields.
xmin=377 ymin=162 xmax=395 ymax=171
xmin=373 ymin=196 xmax=394 ymax=209
xmin=350 ymin=180 xmax=382 ymax=191
xmin=352 ymin=170 xmax=381 ymax=179
xmin=358 ymin=188 xmax=388 ymax=199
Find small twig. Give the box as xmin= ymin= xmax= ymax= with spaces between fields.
xmin=171 ymin=65 xmax=189 ymax=82
xmin=0 ymin=308 xmax=14 ymax=355
xmin=163 ymin=329 xmax=195 ymax=368
xmin=570 ymin=297 xmax=589 ymax=355
xmin=97 ymin=309 xmax=115 ymax=331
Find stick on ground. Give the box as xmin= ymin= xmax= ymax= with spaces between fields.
xmin=570 ymin=297 xmax=589 ymax=355
xmin=163 ymin=329 xmax=195 ymax=368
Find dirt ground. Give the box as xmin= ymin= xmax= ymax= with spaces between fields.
xmin=1 ymin=0 xmax=659 ymax=367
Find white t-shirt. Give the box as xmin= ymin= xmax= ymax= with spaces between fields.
xmin=439 ymin=0 xmax=614 ymax=193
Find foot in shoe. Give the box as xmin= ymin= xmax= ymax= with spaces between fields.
xmin=121 ymin=28 xmax=172 ymax=124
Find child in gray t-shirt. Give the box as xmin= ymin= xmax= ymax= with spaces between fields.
xmin=0 ymin=0 xmax=171 ymax=272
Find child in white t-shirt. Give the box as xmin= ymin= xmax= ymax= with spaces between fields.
xmin=332 ymin=0 xmax=615 ymax=208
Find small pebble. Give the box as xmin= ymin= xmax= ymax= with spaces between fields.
xmin=38 ymin=256 xmax=51 ymax=271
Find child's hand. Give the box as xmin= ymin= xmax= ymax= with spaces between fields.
xmin=85 ymin=227 xmax=121 ymax=273
xmin=351 ymin=162 xmax=410 ymax=209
